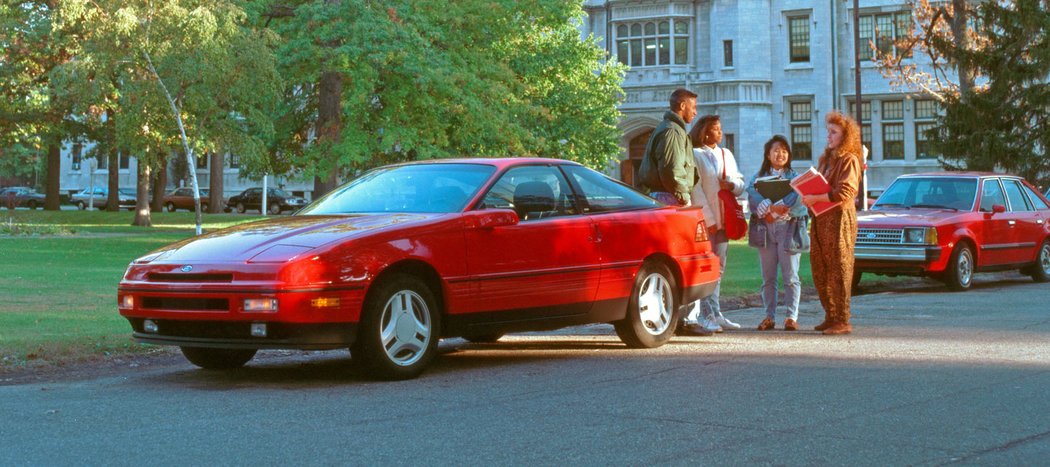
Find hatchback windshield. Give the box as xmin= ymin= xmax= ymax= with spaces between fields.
xmin=299 ymin=163 xmax=496 ymax=214
xmin=873 ymin=177 xmax=978 ymax=211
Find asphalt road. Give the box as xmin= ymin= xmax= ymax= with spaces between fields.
xmin=2 ymin=274 xmax=1048 ymax=466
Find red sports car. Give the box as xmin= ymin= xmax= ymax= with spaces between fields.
xmin=118 ymin=158 xmax=721 ymax=379
xmin=854 ymin=172 xmax=1050 ymax=290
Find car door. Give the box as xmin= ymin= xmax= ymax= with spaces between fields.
xmin=460 ymin=165 xmax=600 ymax=320
xmin=1001 ymin=178 xmax=1042 ymax=263
xmin=977 ymin=178 xmax=1022 ymax=265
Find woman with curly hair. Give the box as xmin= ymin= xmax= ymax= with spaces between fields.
xmin=801 ymin=111 xmax=863 ymax=335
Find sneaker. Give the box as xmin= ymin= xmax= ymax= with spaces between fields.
xmin=715 ymin=315 xmax=741 ymax=330
xmin=784 ymin=319 xmax=799 ymax=331
xmin=757 ymin=318 xmax=775 ymax=331
xmin=701 ymin=317 xmax=723 ymax=333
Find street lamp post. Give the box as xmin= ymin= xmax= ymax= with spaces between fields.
xmin=88 ymin=158 xmax=97 ymax=210
xmin=853 ymin=0 xmax=868 ymax=210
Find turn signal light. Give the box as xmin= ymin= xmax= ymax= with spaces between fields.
xmin=695 ymin=221 xmax=709 ymax=242
xmin=119 ymin=295 xmax=134 ymax=309
xmin=311 ymin=297 xmax=340 ymax=308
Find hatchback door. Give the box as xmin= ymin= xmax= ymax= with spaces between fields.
xmin=1001 ymin=178 xmax=1044 ymax=262
xmin=978 ymin=178 xmax=1025 ymax=265
xmin=461 ymin=165 xmax=600 ymax=320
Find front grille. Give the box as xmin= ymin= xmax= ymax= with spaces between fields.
xmin=140 ymin=297 xmax=229 ymax=311
xmin=856 ymin=228 xmax=903 ymax=245
xmin=148 ymin=273 xmax=233 ymax=282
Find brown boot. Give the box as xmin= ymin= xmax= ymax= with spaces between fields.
xmin=822 ymin=322 xmax=852 ymax=335
xmin=784 ymin=319 xmax=799 ymax=331
xmin=814 ymin=318 xmax=836 ymax=331
xmin=757 ymin=318 xmax=775 ymax=331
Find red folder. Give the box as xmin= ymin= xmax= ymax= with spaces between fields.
xmin=790 ymin=167 xmax=839 ymax=216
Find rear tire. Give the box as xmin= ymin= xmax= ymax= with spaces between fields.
xmin=1031 ymin=239 xmax=1050 ymax=283
xmin=166 ymin=202 xmax=176 ymax=212
xmin=77 ymin=201 xmax=86 ymax=210
xmin=944 ymin=243 xmax=974 ymax=291
xmin=614 ymin=261 xmax=678 ymax=348
xmin=180 ymin=347 xmax=256 ymax=369
xmin=236 ymin=202 xmax=246 ymax=214
xmin=352 ymin=274 xmax=441 ymax=380
xmin=268 ymin=203 xmax=281 ymax=215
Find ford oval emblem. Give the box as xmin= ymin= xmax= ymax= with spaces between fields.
xmin=866 ymin=233 xmax=877 ymax=239
xmin=180 ymin=265 xmax=193 ymax=272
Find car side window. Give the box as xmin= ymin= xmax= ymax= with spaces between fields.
xmin=1002 ymin=179 xmax=1033 ymax=211
xmin=480 ymin=166 xmax=576 ymax=221
xmin=562 ymin=165 xmax=659 ymax=213
xmin=979 ymin=179 xmax=1007 ymax=212
xmin=1022 ymin=185 xmax=1049 ymax=210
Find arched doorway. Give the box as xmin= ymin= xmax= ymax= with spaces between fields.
xmin=620 ymin=128 xmax=653 ymax=185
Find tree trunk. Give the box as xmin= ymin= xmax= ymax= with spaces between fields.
xmin=45 ymin=143 xmax=61 ymax=210
xmin=209 ymin=151 xmax=224 ymax=213
xmin=313 ymin=70 xmax=343 ymax=199
xmin=151 ymin=155 xmax=168 ymax=211
xmin=951 ymin=0 xmax=975 ymax=94
xmin=132 ymin=163 xmax=152 ymax=227
xmin=106 ymin=149 xmax=119 ymax=211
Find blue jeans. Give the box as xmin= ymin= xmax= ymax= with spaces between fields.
xmin=758 ymin=223 xmax=802 ymax=320
xmin=698 ymin=229 xmax=728 ymax=321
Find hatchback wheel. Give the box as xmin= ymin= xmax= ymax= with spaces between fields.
xmin=166 ymin=202 xmax=176 ymax=212
xmin=614 ymin=261 xmax=677 ymax=348
xmin=236 ymin=202 xmax=246 ymax=214
xmin=945 ymin=243 xmax=974 ymax=291
xmin=268 ymin=203 xmax=281 ymax=215
xmin=352 ymin=274 xmax=441 ymax=380
xmin=180 ymin=347 xmax=257 ymax=369
xmin=77 ymin=201 xmax=86 ymax=210
xmin=1031 ymin=240 xmax=1050 ymax=283
xmin=27 ymin=200 xmax=38 ymax=209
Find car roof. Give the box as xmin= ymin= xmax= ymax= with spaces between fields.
xmin=898 ymin=172 xmax=1021 ymax=179
xmin=389 ymin=157 xmax=584 ymax=170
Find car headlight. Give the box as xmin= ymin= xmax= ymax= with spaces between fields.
xmin=903 ymin=227 xmax=937 ymax=245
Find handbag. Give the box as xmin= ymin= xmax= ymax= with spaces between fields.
xmin=718 ymin=149 xmax=748 ymax=240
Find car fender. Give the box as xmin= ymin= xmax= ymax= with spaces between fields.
xmin=945 ymin=224 xmax=980 ymax=267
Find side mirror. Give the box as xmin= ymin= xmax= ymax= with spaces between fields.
xmin=992 ymin=204 xmax=1006 ymax=214
xmin=464 ymin=209 xmax=519 ymax=229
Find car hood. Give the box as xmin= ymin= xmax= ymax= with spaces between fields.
xmin=142 ymin=213 xmax=444 ymax=263
xmin=858 ymin=208 xmax=971 ymax=227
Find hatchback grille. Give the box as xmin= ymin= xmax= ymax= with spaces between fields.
xmin=148 ymin=273 xmax=233 ymax=282
xmin=140 ymin=297 xmax=229 ymax=311
xmin=856 ymin=228 xmax=904 ymax=245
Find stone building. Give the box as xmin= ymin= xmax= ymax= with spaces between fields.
xmin=581 ymin=0 xmax=947 ymax=193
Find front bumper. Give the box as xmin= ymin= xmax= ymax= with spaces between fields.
xmin=854 ymin=245 xmax=944 ymax=276
xmin=126 ymin=318 xmax=357 ymax=350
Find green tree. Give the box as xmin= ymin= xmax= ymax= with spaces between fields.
xmin=932 ymin=0 xmax=1049 ymax=184
xmin=256 ymin=0 xmax=623 ymax=194
xmin=54 ymin=0 xmax=280 ymax=229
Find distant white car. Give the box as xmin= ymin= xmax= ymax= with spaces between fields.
xmin=72 ymin=187 xmax=136 ymax=210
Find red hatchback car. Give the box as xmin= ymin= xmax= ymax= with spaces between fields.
xmin=854 ymin=173 xmax=1050 ymax=290
xmin=118 ymin=158 xmax=721 ymax=379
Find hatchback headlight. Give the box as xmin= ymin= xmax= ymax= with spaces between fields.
xmin=903 ymin=227 xmax=937 ymax=245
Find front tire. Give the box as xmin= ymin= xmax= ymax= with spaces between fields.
xmin=180 ymin=347 xmax=257 ymax=369
xmin=166 ymin=202 xmax=176 ymax=212
xmin=944 ymin=243 xmax=974 ymax=291
xmin=614 ymin=261 xmax=678 ymax=348
xmin=27 ymin=200 xmax=38 ymax=209
xmin=352 ymin=274 xmax=441 ymax=380
xmin=236 ymin=202 xmax=246 ymax=214
xmin=77 ymin=201 xmax=86 ymax=210
xmin=1030 ymin=239 xmax=1050 ymax=283
xmin=268 ymin=203 xmax=281 ymax=215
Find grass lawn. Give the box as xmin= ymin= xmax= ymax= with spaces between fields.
xmin=0 ymin=210 xmax=263 ymax=371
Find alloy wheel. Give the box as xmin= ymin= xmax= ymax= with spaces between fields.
xmin=379 ymin=290 xmax=432 ymax=366
xmin=636 ymin=272 xmax=673 ymax=335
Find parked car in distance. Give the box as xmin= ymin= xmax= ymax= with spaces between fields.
xmin=1 ymin=186 xmax=46 ymax=209
xmin=118 ymin=158 xmax=722 ymax=379
xmin=163 ymin=187 xmax=221 ymax=212
xmin=72 ymin=187 xmax=136 ymax=210
xmin=854 ymin=172 xmax=1050 ymax=291
xmin=225 ymin=187 xmax=308 ymax=214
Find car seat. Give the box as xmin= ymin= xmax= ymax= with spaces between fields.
xmin=512 ymin=181 xmax=556 ymax=220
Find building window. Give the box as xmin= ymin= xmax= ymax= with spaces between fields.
xmin=71 ymin=143 xmax=83 ymax=171
xmin=228 ymin=153 xmax=240 ymax=169
xmin=97 ymin=154 xmax=108 ymax=170
xmin=119 ymin=153 xmax=130 ymax=170
xmin=724 ymin=133 xmax=735 ymax=154
xmin=789 ymin=101 xmax=812 ymax=160
xmin=882 ymin=100 xmax=905 ymax=160
xmin=848 ymin=100 xmax=872 ymax=148
xmin=859 ymin=11 xmax=912 ymax=60
xmin=914 ymin=99 xmax=940 ymax=159
xmin=788 ymin=16 xmax=810 ymax=63
xmin=723 ymin=40 xmax=733 ymax=67
xmin=615 ymin=19 xmax=689 ymax=67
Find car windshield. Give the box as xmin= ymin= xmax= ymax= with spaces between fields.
xmin=268 ymin=188 xmax=291 ymax=197
xmin=300 ymin=163 xmax=496 ymax=215
xmin=118 ymin=189 xmax=136 ymax=196
xmin=873 ymin=177 xmax=978 ymax=211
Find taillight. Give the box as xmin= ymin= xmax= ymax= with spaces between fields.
xmin=695 ymin=221 xmax=709 ymax=242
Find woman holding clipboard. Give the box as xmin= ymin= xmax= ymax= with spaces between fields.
xmin=801 ymin=111 xmax=863 ymax=335
xmin=745 ymin=135 xmax=809 ymax=331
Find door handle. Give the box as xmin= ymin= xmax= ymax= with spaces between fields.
xmin=1008 ymin=220 xmax=1016 ymax=226
xmin=588 ymin=224 xmax=603 ymax=243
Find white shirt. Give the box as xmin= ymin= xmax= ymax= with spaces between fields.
xmin=690 ymin=145 xmax=745 ymax=230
